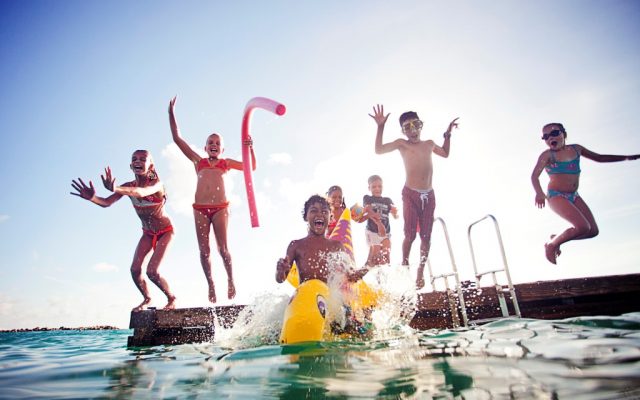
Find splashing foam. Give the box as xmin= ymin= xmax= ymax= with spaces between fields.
xmin=365 ymin=264 xmax=418 ymax=339
xmin=215 ymin=255 xmax=419 ymax=348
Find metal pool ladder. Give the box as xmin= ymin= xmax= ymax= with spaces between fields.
xmin=467 ymin=214 xmax=521 ymax=323
xmin=426 ymin=217 xmax=469 ymax=328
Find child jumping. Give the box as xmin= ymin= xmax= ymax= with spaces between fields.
xmin=355 ymin=175 xmax=398 ymax=267
xmin=531 ymin=122 xmax=639 ymax=264
xmin=70 ymin=150 xmax=176 ymax=312
xmin=371 ymin=104 xmax=458 ymax=289
xmin=169 ymin=96 xmax=256 ymax=303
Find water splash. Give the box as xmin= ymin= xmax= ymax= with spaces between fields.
xmin=213 ymin=292 xmax=289 ymax=349
xmin=216 ymin=255 xmax=423 ymax=348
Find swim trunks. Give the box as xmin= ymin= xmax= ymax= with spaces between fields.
xmin=142 ymin=225 xmax=174 ymax=250
xmin=402 ymin=186 xmax=436 ymax=242
xmin=365 ymin=230 xmax=389 ymax=247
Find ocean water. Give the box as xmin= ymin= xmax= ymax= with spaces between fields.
xmin=1 ymin=313 xmax=639 ymax=399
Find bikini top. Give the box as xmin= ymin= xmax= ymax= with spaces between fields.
xmin=129 ymin=184 xmax=166 ymax=209
xmin=196 ymin=158 xmax=230 ymax=173
xmin=545 ymin=145 xmax=581 ymax=175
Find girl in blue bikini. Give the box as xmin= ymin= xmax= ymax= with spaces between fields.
xmin=531 ymin=123 xmax=640 ymax=264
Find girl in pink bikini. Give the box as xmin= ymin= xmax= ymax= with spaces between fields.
xmin=168 ymin=96 xmax=256 ymax=303
xmin=70 ymin=150 xmax=176 ymax=312
xmin=531 ymin=122 xmax=640 ymax=264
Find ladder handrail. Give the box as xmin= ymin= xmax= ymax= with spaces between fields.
xmin=467 ymin=214 xmax=511 ymax=283
xmin=427 ymin=217 xmax=468 ymax=327
xmin=467 ymin=214 xmax=521 ymax=318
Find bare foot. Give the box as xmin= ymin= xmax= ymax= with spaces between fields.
xmin=208 ymin=285 xmax=217 ymax=304
xmin=416 ymin=275 xmax=425 ymax=290
xmin=162 ymin=295 xmax=176 ymax=310
xmin=132 ymin=297 xmax=151 ymax=312
xmin=228 ymin=278 xmax=236 ymax=300
xmin=544 ymin=243 xmax=560 ymax=264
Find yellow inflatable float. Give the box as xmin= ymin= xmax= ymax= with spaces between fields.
xmin=280 ymin=209 xmax=381 ymax=344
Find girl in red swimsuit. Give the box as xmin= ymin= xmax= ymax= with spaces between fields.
xmin=71 ymin=150 xmax=176 ymax=312
xmin=169 ymin=96 xmax=256 ymax=303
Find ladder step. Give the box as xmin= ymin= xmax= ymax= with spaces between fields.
xmin=476 ymin=268 xmax=505 ymax=277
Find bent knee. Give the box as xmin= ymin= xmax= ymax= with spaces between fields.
xmin=574 ymin=224 xmax=598 ymax=238
xmin=146 ymin=270 xmax=160 ymax=281
xmin=130 ymin=265 xmax=143 ymax=276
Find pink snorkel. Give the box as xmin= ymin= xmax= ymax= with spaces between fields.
xmin=242 ymin=97 xmax=286 ymax=227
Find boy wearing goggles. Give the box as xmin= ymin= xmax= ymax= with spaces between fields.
xmin=370 ymin=104 xmax=459 ymax=289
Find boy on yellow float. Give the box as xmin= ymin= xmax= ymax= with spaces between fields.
xmin=276 ymin=195 xmax=370 ymax=343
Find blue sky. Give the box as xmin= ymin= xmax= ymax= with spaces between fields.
xmin=1 ymin=1 xmax=639 ymax=330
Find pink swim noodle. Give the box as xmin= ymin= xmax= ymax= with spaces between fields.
xmin=242 ymin=97 xmax=287 ymax=227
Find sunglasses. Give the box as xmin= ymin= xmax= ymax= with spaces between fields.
xmin=402 ymin=120 xmax=423 ymax=133
xmin=541 ymin=129 xmax=562 ymax=141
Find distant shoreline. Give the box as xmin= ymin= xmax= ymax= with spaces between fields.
xmin=0 ymin=325 xmax=121 ymax=333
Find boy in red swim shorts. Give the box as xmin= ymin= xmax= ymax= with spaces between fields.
xmin=370 ymin=104 xmax=459 ymax=289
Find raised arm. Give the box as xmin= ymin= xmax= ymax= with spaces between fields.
xmin=370 ymin=104 xmax=399 ymax=154
xmin=71 ymin=178 xmax=122 ymax=207
xmin=531 ymin=151 xmax=549 ymax=208
xmin=168 ymin=96 xmax=201 ymax=163
xmin=578 ymin=144 xmax=640 ymax=163
xmin=434 ymin=117 xmax=459 ymax=158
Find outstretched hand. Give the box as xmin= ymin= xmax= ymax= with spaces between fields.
xmin=369 ymin=104 xmax=389 ymax=127
xmin=446 ymin=117 xmax=460 ymax=135
xmin=169 ymin=95 xmax=177 ymax=114
xmin=101 ymin=167 xmax=115 ymax=192
xmin=70 ymin=178 xmax=96 ymax=201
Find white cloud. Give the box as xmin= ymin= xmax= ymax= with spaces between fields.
xmin=267 ymin=152 xmax=293 ymax=166
xmin=93 ymin=262 xmax=119 ymax=273
xmin=0 ymin=215 xmax=9 ymax=223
